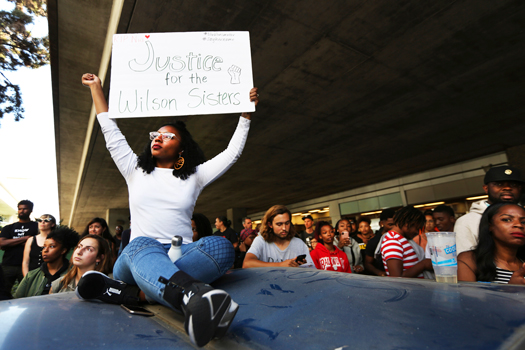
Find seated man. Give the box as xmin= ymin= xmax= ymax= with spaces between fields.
xmin=243 ymin=205 xmax=314 ymax=268
xmin=239 ymin=217 xmax=255 ymax=241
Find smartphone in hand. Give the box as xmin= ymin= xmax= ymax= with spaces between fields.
xmin=295 ymin=254 xmax=307 ymax=263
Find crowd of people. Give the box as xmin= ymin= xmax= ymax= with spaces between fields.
xmin=0 ymin=202 xmax=117 ymax=299
xmin=0 ymin=71 xmax=523 ymax=347
xmin=239 ymin=165 xmax=525 ymax=286
xmin=3 ymin=164 xmax=523 ymax=302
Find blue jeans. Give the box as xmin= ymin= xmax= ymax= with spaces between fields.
xmin=113 ymin=236 xmax=234 ymax=308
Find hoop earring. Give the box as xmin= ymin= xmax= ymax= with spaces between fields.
xmin=174 ymin=155 xmax=185 ymax=170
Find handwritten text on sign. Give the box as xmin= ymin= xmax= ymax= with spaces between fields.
xmin=109 ymin=32 xmax=254 ymax=118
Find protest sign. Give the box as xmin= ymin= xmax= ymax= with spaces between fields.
xmin=109 ymin=31 xmax=254 ymax=118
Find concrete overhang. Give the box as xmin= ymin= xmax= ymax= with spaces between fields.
xmin=0 ymin=180 xmax=17 ymax=224
xmin=48 ymin=0 xmax=525 ymax=228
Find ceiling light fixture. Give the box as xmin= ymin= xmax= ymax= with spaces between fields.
xmin=414 ymin=201 xmax=445 ymax=208
xmin=466 ymin=195 xmax=488 ymax=201
xmin=361 ymin=210 xmax=382 ymax=216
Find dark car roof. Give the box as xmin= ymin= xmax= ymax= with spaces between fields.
xmin=2 ymin=268 xmax=525 ymax=349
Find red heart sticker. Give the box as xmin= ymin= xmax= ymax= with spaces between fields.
xmin=145 ymin=35 xmax=150 ymax=39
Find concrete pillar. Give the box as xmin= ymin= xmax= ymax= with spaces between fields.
xmin=106 ymin=208 xmax=130 ymax=236
xmin=329 ymin=201 xmax=341 ymax=223
xmin=400 ymin=187 xmax=408 ymax=206
xmin=227 ymin=207 xmax=247 ymax=233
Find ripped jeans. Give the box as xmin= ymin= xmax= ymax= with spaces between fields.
xmin=113 ymin=235 xmax=234 ymax=308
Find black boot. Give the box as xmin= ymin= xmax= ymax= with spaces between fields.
xmin=76 ymin=271 xmax=140 ymax=306
xmin=159 ymin=271 xmax=239 ymax=347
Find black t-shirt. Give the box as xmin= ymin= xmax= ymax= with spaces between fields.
xmin=0 ymin=221 xmax=38 ymax=266
xmin=364 ymin=232 xmax=385 ymax=271
xmin=299 ymin=231 xmax=315 ymax=248
xmin=120 ymin=229 xmax=131 ymax=252
xmin=214 ymin=227 xmax=238 ymax=246
xmin=41 ymin=257 xmax=69 ymax=295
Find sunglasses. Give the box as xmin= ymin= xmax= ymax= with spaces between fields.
xmin=149 ymin=132 xmax=179 ymax=141
xmin=36 ymin=218 xmax=53 ymax=223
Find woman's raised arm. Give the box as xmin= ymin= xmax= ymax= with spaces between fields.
xmin=241 ymin=87 xmax=259 ymax=120
xmin=197 ymin=87 xmax=259 ymax=187
xmin=82 ymin=73 xmax=108 ymax=114
xmin=81 ymin=73 xmax=138 ymax=180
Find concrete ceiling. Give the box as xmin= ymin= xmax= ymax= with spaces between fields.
xmin=48 ymin=0 xmax=525 ymax=228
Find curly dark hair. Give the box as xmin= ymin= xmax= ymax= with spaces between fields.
xmin=18 ymin=199 xmax=34 ymax=211
xmin=47 ymin=226 xmax=80 ymax=252
xmin=192 ymin=213 xmax=213 ymax=241
xmin=137 ymin=121 xmax=206 ymax=180
xmin=314 ymin=221 xmax=333 ymax=244
xmin=475 ymin=203 xmax=525 ymax=282
xmin=357 ymin=216 xmax=371 ymax=226
xmin=393 ymin=206 xmax=426 ymax=231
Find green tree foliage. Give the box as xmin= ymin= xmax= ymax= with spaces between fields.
xmin=0 ymin=0 xmax=49 ymax=121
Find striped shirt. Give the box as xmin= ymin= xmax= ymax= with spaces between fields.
xmin=381 ymin=231 xmax=422 ymax=277
xmin=494 ymin=267 xmax=513 ymax=284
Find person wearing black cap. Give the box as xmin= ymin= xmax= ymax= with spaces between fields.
xmin=299 ymin=215 xmax=316 ymax=251
xmin=456 ymin=165 xmax=524 ymax=256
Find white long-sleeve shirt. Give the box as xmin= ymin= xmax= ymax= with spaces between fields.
xmin=97 ymin=112 xmax=250 ymax=244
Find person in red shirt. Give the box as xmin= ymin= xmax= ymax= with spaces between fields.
xmin=310 ymin=221 xmax=351 ymax=273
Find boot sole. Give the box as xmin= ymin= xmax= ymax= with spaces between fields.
xmin=186 ymin=290 xmax=239 ymax=347
xmin=214 ymin=299 xmax=239 ymax=339
xmin=75 ymin=270 xmax=108 ymax=300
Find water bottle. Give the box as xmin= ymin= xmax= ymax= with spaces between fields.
xmin=168 ymin=235 xmax=183 ymax=262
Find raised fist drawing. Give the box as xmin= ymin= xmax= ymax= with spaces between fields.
xmin=228 ymin=65 xmax=241 ymax=84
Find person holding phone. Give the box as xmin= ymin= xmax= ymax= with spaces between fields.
xmin=310 ymin=221 xmax=351 ymax=273
xmin=243 ymin=205 xmax=314 ymax=268
xmin=334 ymin=219 xmax=363 ymax=273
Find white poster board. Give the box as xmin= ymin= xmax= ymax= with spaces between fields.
xmin=109 ymin=31 xmax=254 ymax=118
